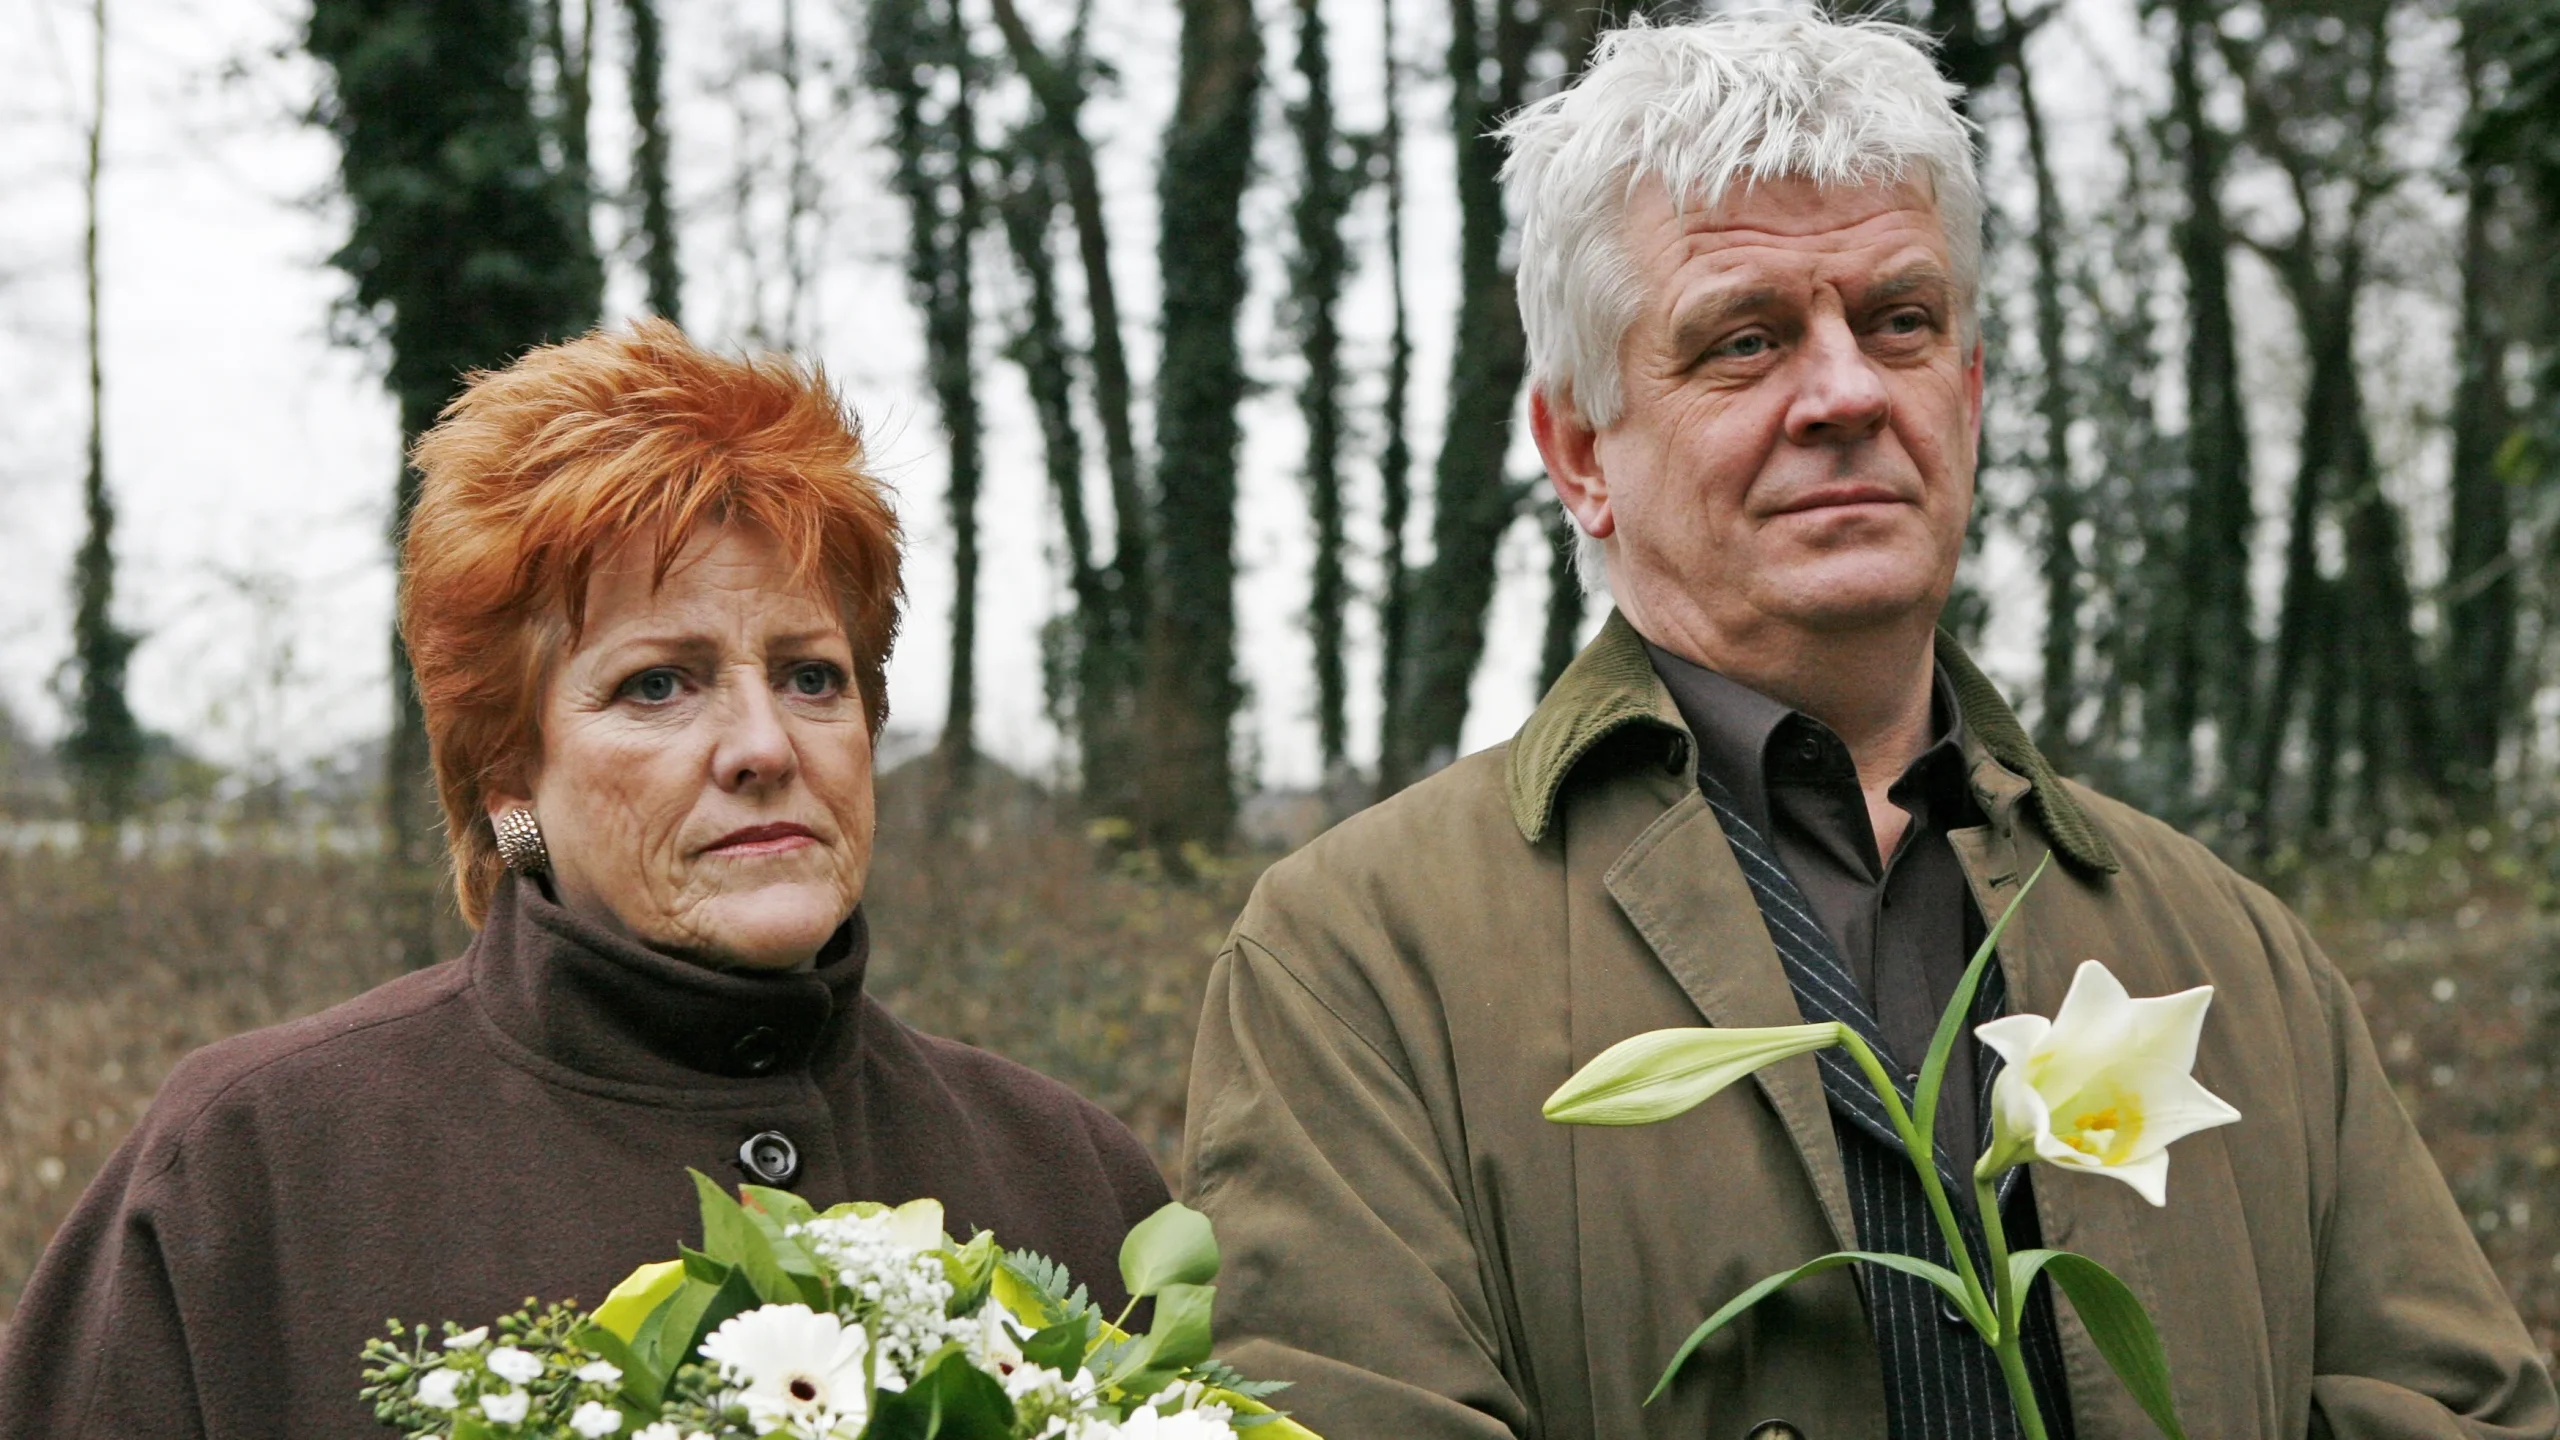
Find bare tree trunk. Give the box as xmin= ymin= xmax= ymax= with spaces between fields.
xmin=625 ymin=0 xmax=680 ymax=321
xmin=1379 ymin=0 xmax=1538 ymax=787
xmin=1288 ymin=0 xmax=1356 ymax=772
xmin=1538 ymin=513 xmax=1584 ymax=698
xmin=67 ymin=0 xmax=142 ymax=824
xmin=1374 ymin=0 xmax=1414 ymax=792
xmin=2440 ymin=25 xmax=2519 ymax=815
xmin=866 ymin=0 xmax=984 ymax=794
xmin=1139 ymin=0 xmax=1261 ymax=850
xmin=986 ymin=0 xmax=1147 ymax=816
xmin=995 ymin=151 xmax=1121 ymax=794
xmin=2011 ymin=21 xmax=2080 ymax=763
xmin=539 ymin=0 xmax=593 ymax=202
xmin=2164 ymin=0 xmax=2254 ymax=797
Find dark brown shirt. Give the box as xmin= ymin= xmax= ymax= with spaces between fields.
xmin=1646 ymin=643 xmax=1990 ymax=1174
xmin=0 ymin=876 xmax=1169 ymax=1439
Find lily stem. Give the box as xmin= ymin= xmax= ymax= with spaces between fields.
xmin=1976 ymin=1168 xmax=2048 ymax=1440
xmin=1836 ymin=1030 xmax=1991 ymax=1326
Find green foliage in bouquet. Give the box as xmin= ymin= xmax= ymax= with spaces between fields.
xmin=360 ymin=1177 xmax=1314 ymax=1440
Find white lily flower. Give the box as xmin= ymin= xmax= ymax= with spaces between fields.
xmin=485 ymin=1346 xmax=544 ymax=1385
xmin=478 ymin=1388 xmax=531 ymax=1425
xmin=414 ymin=1366 xmax=464 ymax=1411
xmin=698 ymin=1303 xmax=872 ymax=1437
xmin=1544 ymin=1023 xmax=1844 ymax=1125
xmin=1975 ymin=959 xmax=2243 ymax=1205
xmin=569 ymin=1399 xmax=625 ymax=1436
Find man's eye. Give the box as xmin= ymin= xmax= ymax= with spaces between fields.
xmin=1881 ymin=309 xmax=1931 ymax=336
xmin=623 ymin=669 xmax=682 ymax=704
xmin=1716 ymin=333 xmax=1773 ymax=360
xmin=786 ymin=663 xmax=843 ymax=698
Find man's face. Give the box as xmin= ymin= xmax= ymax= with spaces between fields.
xmin=1539 ymin=175 xmax=1981 ymax=649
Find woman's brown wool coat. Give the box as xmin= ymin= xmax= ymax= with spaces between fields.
xmin=0 ymin=878 xmax=1171 ymax=1439
xmin=1182 ymin=612 xmax=2558 ymax=1440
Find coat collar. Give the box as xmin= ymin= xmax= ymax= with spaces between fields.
xmin=469 ymin=873 xmax=872 ymax=1087
xmin=1507 ymin=610 xmax=2120 ymax=876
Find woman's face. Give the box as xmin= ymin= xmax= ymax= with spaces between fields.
xmin=491 ymin=521 xmax=877 ymax=970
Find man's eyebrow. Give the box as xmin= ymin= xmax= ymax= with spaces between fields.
xmin=1668 ymin=285 xmax=1782 ymax=350
xmin=1858 ymin=264 xmax=1956 ymax=306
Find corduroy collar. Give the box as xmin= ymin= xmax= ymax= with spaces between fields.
xmin=468 ymin=873 xmax=873 ymax=1087
xmin=1505 ymin=610 xmax=2120 ymax=875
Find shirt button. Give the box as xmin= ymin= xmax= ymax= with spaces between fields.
xmin=738 ymin=1130 xmax=801 ymax=1186
xmin=1940 ymin=1294 xmax=1970 ymax=1326
xmin=730 ymin=1026 xmax=783 ymax=1076
xmin=1745 ymin=1421 xmax=1804 ymax=1440
xmin=1795 ymin=734 xmax=1824 ymax=763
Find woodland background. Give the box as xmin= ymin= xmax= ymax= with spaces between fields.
xmin=5 ymin=0 xmax=2560 ymax=1365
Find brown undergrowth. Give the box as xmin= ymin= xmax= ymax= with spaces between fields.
xmin=4 ymin=781 xmax=2557 ymax=1372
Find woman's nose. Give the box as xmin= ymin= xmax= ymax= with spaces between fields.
xmin=1782 ymin=316 xmax=1891 ymax=445
xmin=710 ymin=674 xmax=798 ymax=792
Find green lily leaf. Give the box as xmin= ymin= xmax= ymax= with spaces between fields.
xmin=866 ymin=1348 xmax=1018 ymax=1439
xmin=2010 ymin=1250 xmax=2187 ymax=1440
xmin=1104 ymin=1281 xmax=1218 ymax=1394
xmin=691 ymin=1170 xmax=802 ymax=1307
xmin=1912 ymin=855 xmax=2051 ymax=1165
xmin=1651 ymin=1251 xmax=1984 ymax=1404
xmin=1119 ymin=1202 xmax=1221 ymax=1298
xmin=1545 ymin=1023 xmax=1846 ymax=1127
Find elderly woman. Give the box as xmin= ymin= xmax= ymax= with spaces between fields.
xmin=0 ymin=323 xmax=1170 ymax=1438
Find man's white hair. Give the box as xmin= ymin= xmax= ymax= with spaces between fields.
xmin=1499 ymin=14 xmax=1982 ymax=594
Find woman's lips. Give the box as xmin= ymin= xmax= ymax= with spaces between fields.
xmin=704 ymin=822 xmax=820 ymax=857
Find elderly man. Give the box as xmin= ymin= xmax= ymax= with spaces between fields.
xmin=1181 ymin=16 xmax=2553 ymax=1440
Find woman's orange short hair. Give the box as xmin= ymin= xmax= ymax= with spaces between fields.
xmin=402 ymin=320 xmax=903 ymax=925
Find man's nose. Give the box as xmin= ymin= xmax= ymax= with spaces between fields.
xmin=710 ymin=672 xmax=798 ymax=793
xmin=1782 ymin=315 xmax=1890 ymax=444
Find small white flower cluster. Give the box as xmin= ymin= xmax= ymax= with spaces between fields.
xmin=411 ymin=1327 xmax=626 ymax=1436
xmin=789 ymin=1213 xmax=978 ymax=1381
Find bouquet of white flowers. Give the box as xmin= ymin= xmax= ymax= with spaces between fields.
xmin=359 ymin=1176 xmax=1314 ymax=1440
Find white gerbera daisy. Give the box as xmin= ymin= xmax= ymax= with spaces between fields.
xmin=698 ymin=1303 xmax=873 ymax=1437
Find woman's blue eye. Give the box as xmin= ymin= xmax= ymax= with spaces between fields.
xmin=789 ymin=664 xmax=839 ymax=697
xmin=628 ymin=670 xmax=680 ymax=703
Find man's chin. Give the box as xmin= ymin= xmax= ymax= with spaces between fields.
xmin=1758 ymin=565 xmax=1950 ymax=636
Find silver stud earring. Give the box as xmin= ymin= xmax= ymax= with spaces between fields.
xmin=492 ymin=807 xmax=550 ymax=876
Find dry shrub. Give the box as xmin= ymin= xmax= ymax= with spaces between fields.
xmin=6 ymin=787 xmax=2558 ymax=1375
xmin=0 ymin=844 xmax=403 ymax=1346
xmin=0 ymin=771 xmax=1266 ymax=1344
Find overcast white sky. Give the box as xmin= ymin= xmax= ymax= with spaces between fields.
xmin=0 ymin=0 xmax=2278 ymax=794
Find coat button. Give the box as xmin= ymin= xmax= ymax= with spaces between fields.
xmin=1940 ymin=1293 xmax=1970 ymax=1326
xmin=1745 ymin=1422 xmax=1803 ymax=1440
xmin=729 ymin=1026 xmax=783 ymax=1076
xmin=738 ymin=1130 xmax=800 ymax=1186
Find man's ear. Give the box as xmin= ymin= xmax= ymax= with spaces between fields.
xmin=1531 ymin=387 xmax=1614 ymax=541
xmin=1965 ymin=337 xmax=1986 ymax=449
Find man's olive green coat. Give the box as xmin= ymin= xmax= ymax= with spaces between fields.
xmin=1182 ymin=614 xmax=2555 ymax=1439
